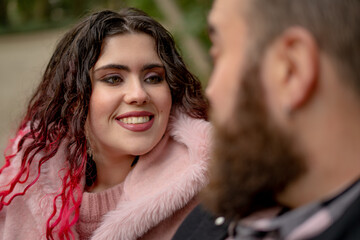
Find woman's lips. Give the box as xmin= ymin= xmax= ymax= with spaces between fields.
xmin=115 ymin=111 xmax=154 ymax=132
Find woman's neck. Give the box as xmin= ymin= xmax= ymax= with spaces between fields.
xmin=86 ymin=152 xmax=135 ymax=193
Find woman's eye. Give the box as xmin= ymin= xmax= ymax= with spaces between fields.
xmin=101 ymin=75 xmax=123 ymax=85
xmin=145 ymin=75 xmax=164 ymax=84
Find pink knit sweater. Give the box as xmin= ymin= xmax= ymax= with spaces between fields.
xmin=76 ymin=182 xmax=198 ymax=240
xmin=0 ymin=111 xmax=211 ymax=240
xmin=76 ymin=183 xmax=125 ymax=239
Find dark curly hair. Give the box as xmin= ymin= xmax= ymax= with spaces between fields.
xmin=0 ymin=8 xmax=208 ymax=239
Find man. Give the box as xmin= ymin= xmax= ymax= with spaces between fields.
xmin=173 ymin=0 xmax=360 ymax=239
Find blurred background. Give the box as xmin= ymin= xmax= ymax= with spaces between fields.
xmin=0 ymin=0 xmax=212 ymax=158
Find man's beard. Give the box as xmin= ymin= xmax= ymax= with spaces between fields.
xmin=202 ymin=61 xmax=306 ymax=220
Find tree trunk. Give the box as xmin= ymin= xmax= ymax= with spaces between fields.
xmin=34 ymin=0 xmax=51 ymax=22
xmin=153 ymin=0 xmax=210 ymax=80
xmin=0 ymin=0 xmax=9 ymax=26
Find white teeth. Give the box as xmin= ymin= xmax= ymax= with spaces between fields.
xmin=119 ymin=116 xmax=150 ymax=124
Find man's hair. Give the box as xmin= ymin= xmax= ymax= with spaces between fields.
xmin=248 ymin=0 xmax=360 ymax=92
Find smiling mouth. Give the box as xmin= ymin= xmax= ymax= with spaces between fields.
xmin=118 ymin=116 xmax=153 ymax=124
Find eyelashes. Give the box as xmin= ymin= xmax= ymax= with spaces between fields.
xmin=99 ymin=73 xmax=164 ymax=86
xmin=144 ymin=75 xmax=164 ymax=84
xmin=100 ymin=75 xmax=123 ymax=85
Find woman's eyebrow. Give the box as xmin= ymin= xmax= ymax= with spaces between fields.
xmin=94 ymin=63 xmax=164 ymax=72
xmin=141 ymin=63 xmax=165 ymax=71
xmin=94 ymin=64 xmax=130 ymax=72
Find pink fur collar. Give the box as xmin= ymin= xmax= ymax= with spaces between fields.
xmin=1 ymin=112 xmax=211 ymax=239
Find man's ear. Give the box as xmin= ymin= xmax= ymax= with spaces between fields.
xmin=267 ymin=27 xmax=319 ymax=114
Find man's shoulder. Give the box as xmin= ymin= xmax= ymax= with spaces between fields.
xmin=311 ymin=192 xmax=360 ymax=240
xmin=172 ymin=204 xmax=229 ymax=240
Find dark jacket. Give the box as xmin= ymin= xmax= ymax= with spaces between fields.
xmin=310 ymin=191 xmax=360 ymax=240
xmin=173 ymin=192 xmax=360 ymax=240
xmin=172 ymin=204 xmax=229 ymax=240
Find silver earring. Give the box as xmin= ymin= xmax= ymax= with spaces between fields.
xmin=86 ymin=138 xmax=93 ymax=159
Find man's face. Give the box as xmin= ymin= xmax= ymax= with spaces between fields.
xmin=204 ymin=0 xmax=306 ymax=219
xmin=206 ymin=0 xmax=249 ymax=128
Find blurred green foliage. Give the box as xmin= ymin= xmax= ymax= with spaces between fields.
xmin=0 ymin=0 xmax=212 ymax=84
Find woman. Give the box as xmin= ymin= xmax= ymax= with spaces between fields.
xmin=0 ymin=8 xmax=210 ymax=240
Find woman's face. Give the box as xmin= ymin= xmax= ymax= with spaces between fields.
xmin=87 ymin=33 xmax=172 ymax=158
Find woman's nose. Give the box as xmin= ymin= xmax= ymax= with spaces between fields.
xmin=123 ymin=79 xmax=150 ymax=105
